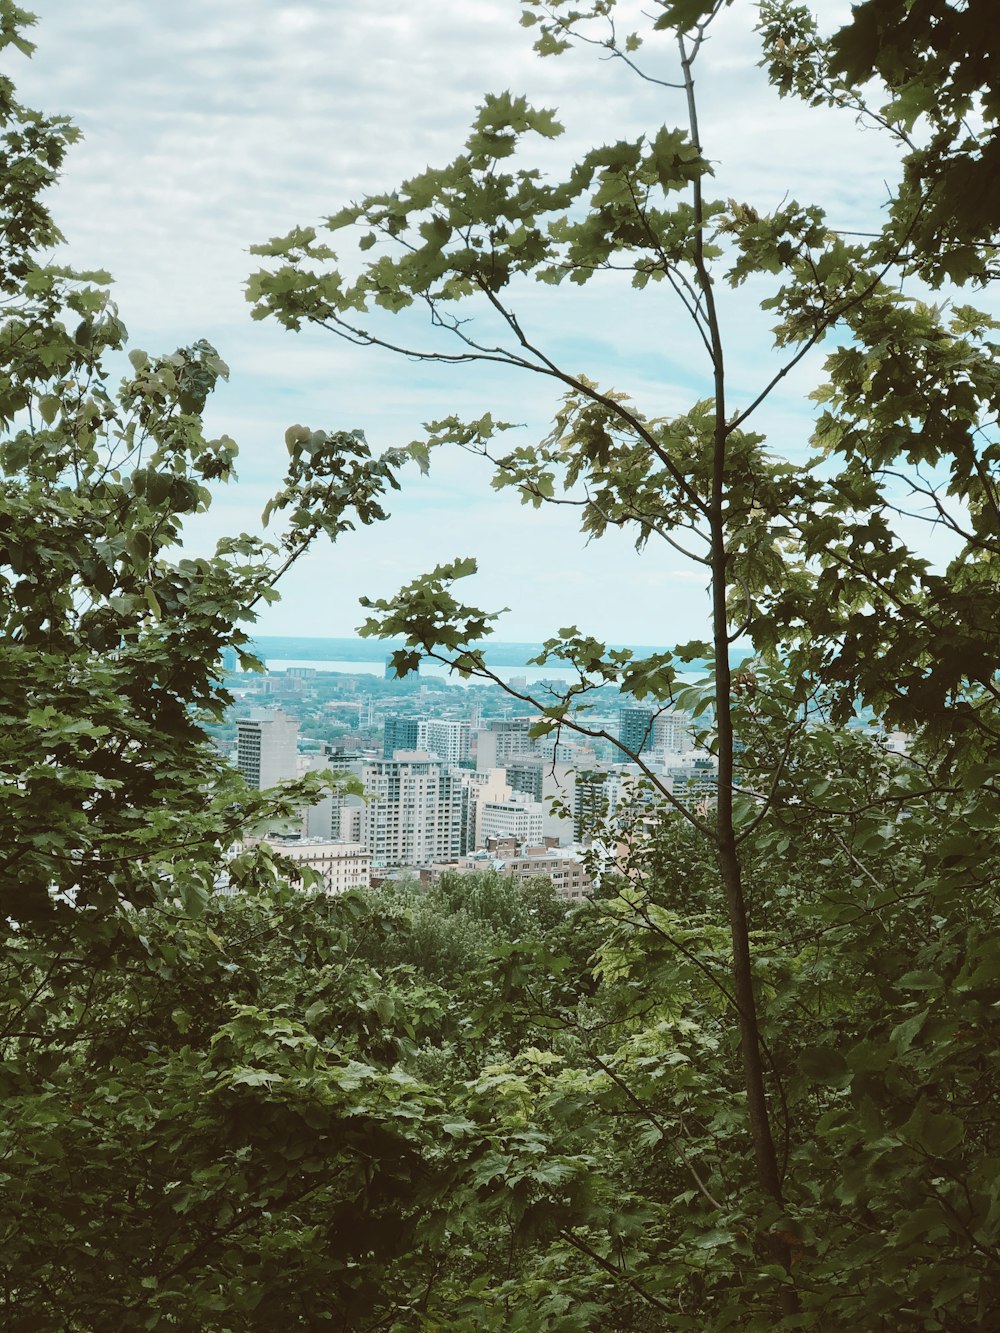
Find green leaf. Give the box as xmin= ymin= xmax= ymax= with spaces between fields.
xmin=38 ymin=394 xmax=60 ymax=425
xmin=900 ymin=1102 xmax=965 ymax=1157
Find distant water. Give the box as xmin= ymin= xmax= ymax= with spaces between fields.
xmin=234 ymin=637 xmax=752 ymax=690
xmin=263 ymin=659 xmax=584 ymax=689
xmin=248 ymin=636 xmax=751 ymax=672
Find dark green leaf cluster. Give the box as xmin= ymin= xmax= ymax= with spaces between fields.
xmin=759 ymin=0 xmax=999 ymax=287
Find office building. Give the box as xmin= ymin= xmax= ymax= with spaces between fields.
xmin=618 ymin=706 xmax=656 ymax=758
xmin=236 ymin=708 xmax=299 ymax=789
xmin=384 ymin=715 xmax=420 ymax=758
xmin=573 ymin=767 xmax=622 ymax=841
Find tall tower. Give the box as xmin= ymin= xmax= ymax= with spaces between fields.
xmin=384 ymin=715 xmax=420 ymax=758
xmin=236 ymin=708 xmax=299 ymax=789
xmin=359 ymin=752 xmax=461 ymax=867
xmin=618 ymin=706 xmax=655 ymax=759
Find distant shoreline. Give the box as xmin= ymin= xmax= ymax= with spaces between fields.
xmin=248 ymin=635 xmax=753 ymax=670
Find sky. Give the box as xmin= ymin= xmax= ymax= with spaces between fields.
xmin=17 ymin=0 xmax=912 ymax=644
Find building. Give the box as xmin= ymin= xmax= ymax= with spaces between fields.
xmin=499 ymin=846 xmax=592 ymax=901
xmin=506 ymin=758 xmax=544 ymax=802
xmin=417 ymin=718 xmax=471 ymax=766
xmin=478 ymin=795 xmax=545 ymax=847
xmin=475 ymin=716 xmax=537 ymax=769
xmin=358 ymin=750 xmax=462 ymax=867
xmin=383 ymin=715 xmax=420 ymax=758
xmin=430 ymin=840 xmax=593 ymax=902
xmin=236 ymin=707 xmax=299 ymax=789
xmin=573 ymin=767 xmax=621 ymax=841
xmin=654 ymin=708 xmax=694 ymax=754
xmin=662 ymin=755 xmax=718 ymax=809
xmin=618 ymin=706 xmax=656 ymax=758
xmin=253 ymin=837 xmax=371 ymax=894
xmin=448 ymin=766 xmax=511 ymax=853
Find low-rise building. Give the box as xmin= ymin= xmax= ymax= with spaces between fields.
xmin=254 ymin=837 xmax=371 ymax=894
xmin=429 ymin=839 xmax=593 ymax=902
xmin=478 ymin=795 xmax=545 ymax=847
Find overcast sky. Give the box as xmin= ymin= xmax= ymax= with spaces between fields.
xmin=19 ymin=1 xmax=911 ymax=644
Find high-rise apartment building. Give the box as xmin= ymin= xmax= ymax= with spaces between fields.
xmin=417 ymin=719 xmax=471 ymax=766
xmin=236 ymin=708 xmax=299 ymax=789
xmin=506 ymin=759 xmax=544 ymax=802
xmin=476 ymin=716 xmax=536 ymax=769
xmin=654 ymin=708 xmax=694 ymax=754
xmin=448 ymin=766 xmax=511 ymax=853
xmin=618 ymin=706 xmax=656 ymax=758
xmin=358 ymin=751 xmax=462 ymax=867
xmin=573 ymin=767 xmax=621 ymax=841
xmin=383 ymin=715 xmax=420 ymax=758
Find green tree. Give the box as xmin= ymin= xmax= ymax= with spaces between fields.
xmin=1 ymin=887 xmax=458 ymax=1327
xmin=0 ymin=2 xmax=413 ymax=941
xmin=249 ymin=0 xmax=1000 ymax=1324
xmin=0 ymin=10 xmax=445 ymax=1327
xmin=353 ymin=869 xmax=567 ymax=984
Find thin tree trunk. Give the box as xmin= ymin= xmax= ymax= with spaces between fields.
xmin=680 ymin=26 xmax=796 ymax=1314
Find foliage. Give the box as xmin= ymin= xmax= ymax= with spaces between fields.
xmin=353 ymin=869 xmax=568 ymax=983
xmin=763 ymin=0 xmax=999 ymax=287
xmin=0 ymin=10 xmax=430 ymax=1327
xmin=1 ymin=889 xmax=454 ymax=1327
xmin=248 ymin=0 xmax=1000 ymax=1326
xmin=0 ymin=4 xmax=414 ymax=941
xmin=4 ymin=0 xmax=1000 ymax=1328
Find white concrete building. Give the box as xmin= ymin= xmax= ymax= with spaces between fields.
xmin=257 ymin=837 xmax=371 ymax=894
xmin=661 ymin=755 xmax=718 ymax=808
xmin=448 ymin=766 xmax=511 ymax=852
xmin=432 ymin=842 xmax=593 ymax=902
xmin=358 ymin=750 xmax=462 ymax=867
xmin=418 ymin=719 xmax=471 ymax=766
xmin=654 ymin=708 xmax=694 ymax=754
xmin=475 ymin=717 xmax=537 ymax=769
xmin=478 ymin=795 xmax=545 ymax=847
xmin=236 ymin=708 xmax=299 ymax=789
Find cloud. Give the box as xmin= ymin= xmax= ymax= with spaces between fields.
xmin=17 ymin=1 xmax=924 ymax=642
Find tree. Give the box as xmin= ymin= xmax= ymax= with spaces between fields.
xmin=0 ymin=9 xmax=446 ymax=1326
xmin=1 ymin=887 xmax=460 ymax=1327
xmin=0 ymin=0 xmax=415 ymax=942
xmin=353 ymin=869 xmax=568 ymax=984
xmin=248 ymin=0 xmax=1000 ymax=1323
